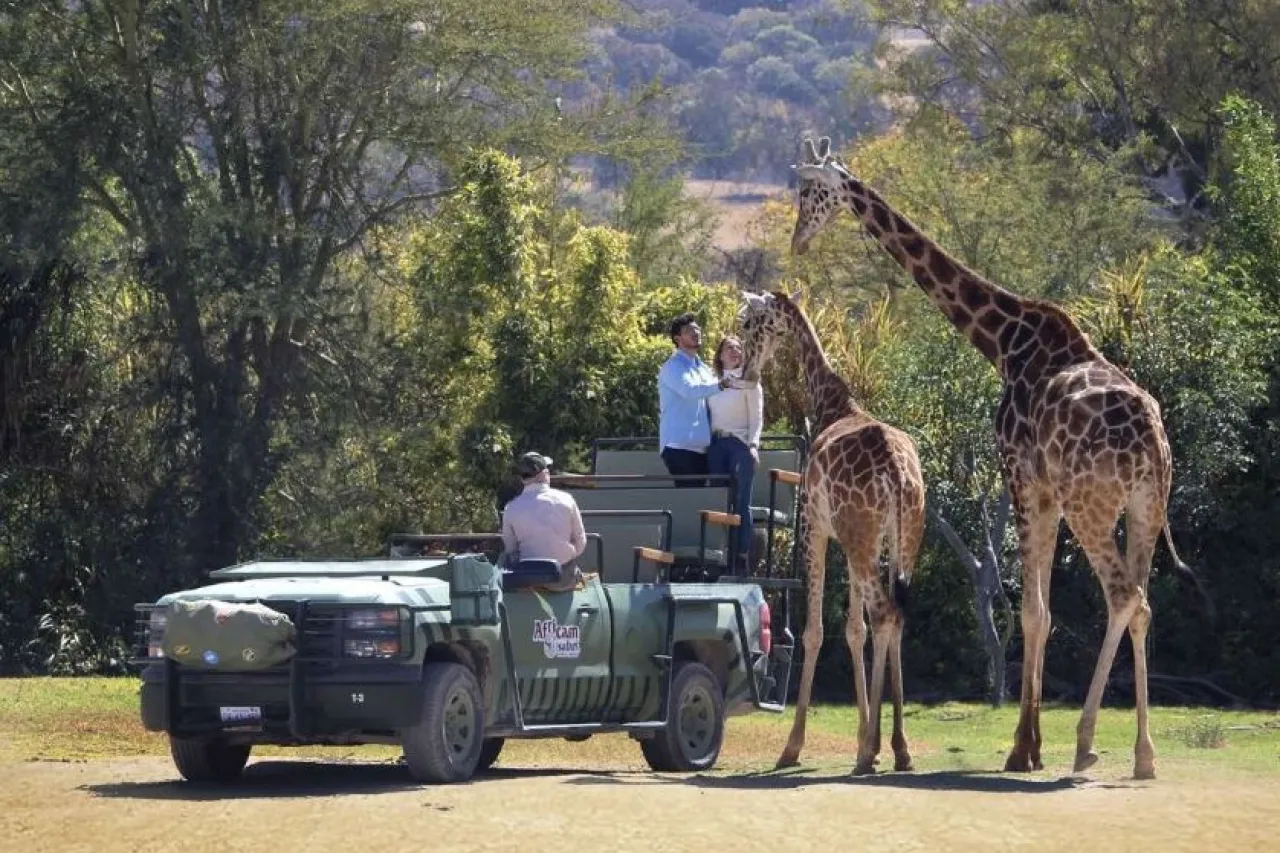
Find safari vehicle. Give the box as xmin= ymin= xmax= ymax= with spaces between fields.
xmin=130 ymin=434 xmax=805 ymax=786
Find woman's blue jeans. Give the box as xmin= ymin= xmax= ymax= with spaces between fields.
xmin=708 ymin=434 xmax=755 ymax=570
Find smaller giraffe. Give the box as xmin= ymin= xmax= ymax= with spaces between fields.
xmin=738 ymin=289 xmax=926 ymax=775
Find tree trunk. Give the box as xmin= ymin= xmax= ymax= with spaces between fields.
xmin=929 ymin=486 xmax=1014 ymax=707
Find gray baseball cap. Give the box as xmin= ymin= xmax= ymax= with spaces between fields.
xmin=517 ymin=451 xmax=553 ymax=478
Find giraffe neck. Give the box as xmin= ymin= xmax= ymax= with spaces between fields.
xmin=777 ymin=297 xmax=862 ymax=434
xmin=835 ymin=175 xmax=1063 ymax=376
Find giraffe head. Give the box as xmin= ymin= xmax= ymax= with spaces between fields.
xmin=737 ymin=289 xmax=800 ymax=383
xmin=791 ymin=136 xmax=854 ymax=256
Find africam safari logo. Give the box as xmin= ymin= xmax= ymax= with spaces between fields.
xmin=532 ymin=618 xmax=580 ymax=660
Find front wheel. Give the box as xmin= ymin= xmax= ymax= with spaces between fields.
xmin=169 ymin=736 xmax=251 ymax=783
xmin=401 ymin=662 xmax=485 ymax=783
xmin=640 ymin=660 xmax=725 ymax=772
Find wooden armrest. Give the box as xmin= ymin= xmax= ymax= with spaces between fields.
xmin=770 ymin=469 xmax=802 ymax=486
xmin=700 ymin=510 xmax=741 ymax=528
xmin=634 ymin=546 xmax=674 ymax=565
xmin=551 ymin=474 xmax=597 ymax=488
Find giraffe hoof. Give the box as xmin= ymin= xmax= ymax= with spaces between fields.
xmin=894 ymin=755 xmax=914 ymax=772
xmin=1134 ymin=764 xmax=1155 ymax=781
xmin=775 ymin=753 xmax=800 ymax=770
xmin=852 ymin=761 xmax=876 ymax=776
xmin=1073 ymin=750 xmax=1099 ymax=773
xmin=1003 ymin=752 xmax=1033 ymax=773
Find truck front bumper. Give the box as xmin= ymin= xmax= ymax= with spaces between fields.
xmin=138 ymin=659 xmax=423 ymax=740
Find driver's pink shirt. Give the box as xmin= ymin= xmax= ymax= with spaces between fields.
xmin=500 ymin=482 xmax=587 ymax=566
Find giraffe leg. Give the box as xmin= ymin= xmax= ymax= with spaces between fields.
xmin=842 ymin=529 xmax=881 ymax=775
xmin=891 ymin=488 xmax=922 ymax=772
xmin=845 ymin=580 xmax=874 ymax=775
xmin=1065 ymin=499 xmax=1140 ymax=775
xmin=888 ymin=615 xmax=913 ymax=771
xmin=1128 ymin=597 xmax=1155 ymax=779
xmin=1004 ymin=482 xmax=1059 ymax=773
xmin=1123 ymin=488 xmax=1164 ymax=780
xmin=859 ymin=595 xmax=894 ymax=776
xmin=776 ymin=527 xmax=829 ymax=769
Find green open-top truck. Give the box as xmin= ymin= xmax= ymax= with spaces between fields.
xmin=130 ymin=435 xmax=805 ymax=785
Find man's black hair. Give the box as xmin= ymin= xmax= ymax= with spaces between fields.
xmin=668 ymin=311 xmax=698 ymax=342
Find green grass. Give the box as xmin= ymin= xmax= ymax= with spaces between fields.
xmin=739 ymin=701 xmax=1280 ymax=779
xmin=3 ymin=676 xmax=1278 ymax=780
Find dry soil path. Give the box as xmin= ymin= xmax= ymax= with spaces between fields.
xmin=2 ymin=756 xmax=1277 ymax=853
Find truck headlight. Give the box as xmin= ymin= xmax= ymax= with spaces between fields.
xmin=343 ymin=608 xmax=407 ymax=658
xmin=148 ymin=610 xmax=168 ymax=658
xmin=347 ymin=608 xmax=400 ymax=631
xmin=343 ymin=638 xmax=402 ymax=658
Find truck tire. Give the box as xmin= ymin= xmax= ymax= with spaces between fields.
xmin=477 ymin=737 xmax=504 ymax=772
xmin=169 ymin=735 xmax=251 ymax=783
xmin=640 ymin=660 xmax=725 ymax=772
xmin=401 ymin=662 xmax=485 ymax=784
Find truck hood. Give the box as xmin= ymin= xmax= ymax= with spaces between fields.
xmin=155 ymin=575 xmax=450 ymax=608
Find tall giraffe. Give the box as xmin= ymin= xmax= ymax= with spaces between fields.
xmin=787 ymin=136 xmax=1213 ymax=779
xmin=738 ymin=289 xmax=925 ymax=774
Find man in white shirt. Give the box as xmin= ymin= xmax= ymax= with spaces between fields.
xmin=500 ymin=451 xmax=588 ymax=572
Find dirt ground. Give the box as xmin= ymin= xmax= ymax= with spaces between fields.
xmin=3 ymin=753 xmax=1277 ymax=853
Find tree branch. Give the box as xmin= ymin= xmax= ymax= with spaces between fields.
xmin=82 ymin=180 xmax=138 ymax=238
xmin=928 ymin=505 xmax=981 ymax=580
xmin=332 ymin=185 xmax=459 ymax=256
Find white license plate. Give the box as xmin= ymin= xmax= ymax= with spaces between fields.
xmin=219 ymin=706 xmax=263 ymax=724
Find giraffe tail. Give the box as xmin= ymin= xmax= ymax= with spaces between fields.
xmin=1162 ymin=524 xmax=1215 ymax=623
xmin=892 ymin=572 xmax=910 ymax=612
xmin=891 ymin=494 xmax=911 ymax=613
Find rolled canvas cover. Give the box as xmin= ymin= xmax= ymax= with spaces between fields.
xmin=162 ymin=599 xmax=297 ymax=670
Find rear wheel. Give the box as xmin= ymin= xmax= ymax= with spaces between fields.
xmin=169 ymin=736 xmax=251 ymax=783
xmin=640 ymin=661 xmax=725 ymax=772
xmin=401 ymin=662 xmax=485 ymax=783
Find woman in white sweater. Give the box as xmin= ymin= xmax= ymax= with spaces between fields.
xmin=707 ymin=335 xmax=763 ymax=573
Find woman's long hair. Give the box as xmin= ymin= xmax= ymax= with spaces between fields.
xmin=713 ymin=335 xmax=742 ymax=377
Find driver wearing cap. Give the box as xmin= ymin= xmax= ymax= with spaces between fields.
xmin=500 ymin=451 xmax=588 ymax=570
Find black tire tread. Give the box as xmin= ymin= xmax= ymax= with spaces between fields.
xmin=169 ymin=736 xmax=251 ymax=783
xmin=401 ymin=662 xmax=485 ymax=784
xmin=640 ymin=660 xmax=725 ymax=772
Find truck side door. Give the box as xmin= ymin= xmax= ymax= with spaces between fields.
xmin=599 ymin=583 xmax=668 ymax=722
xmin=501 ymin=575 xmax=612 ymax=724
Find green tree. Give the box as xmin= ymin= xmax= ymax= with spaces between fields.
xmin=1 ymin=0 xmax=650 ymax=583
xmin=866 ymin=0 xmax=1280 ymax=223
xmin=1209 ymin=94 xmax=1280 ymax=309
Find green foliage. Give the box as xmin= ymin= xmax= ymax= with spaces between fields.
xmin=1210 ymin=94 xmax=1280 ymax=309
xmin=257 ymin=150 xmax=741 ymax=565
xmin=748 ymin=57 xmax=818 ymax=105
xmin=1171 ymin=716 xmax=1228 ymax=750
xmin=0 ymin=0 xmax=677 ymax=671
xmin=865 ymin=0 xmax=1280 ymax=218
xmin=609 ymin=166 xmax=720 ymax=284
xmin=589 ymin=1 xmax=880 ymax=180
xmin=1073 ymin=246 xmax=1275 ymax=531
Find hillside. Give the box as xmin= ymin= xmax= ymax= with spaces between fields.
xmin=580 ymin=0 xmax=885 ymax=184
